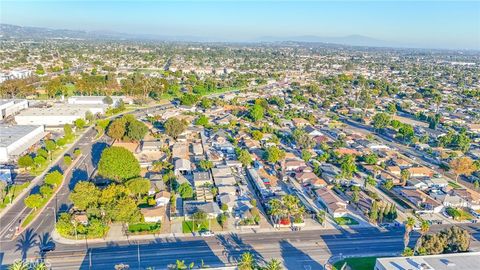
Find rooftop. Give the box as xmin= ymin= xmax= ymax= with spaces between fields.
xmin=375 ymin=252 xmax=480 ymax=270
xmin=0 ymin=125 xmax=43 ymax=147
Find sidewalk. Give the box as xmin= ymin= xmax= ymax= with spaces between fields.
xmin=51 ymin=219 xmax=338 ymax=245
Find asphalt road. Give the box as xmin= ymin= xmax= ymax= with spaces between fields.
xmin=1 ymin=224 xmax=479 ymax=270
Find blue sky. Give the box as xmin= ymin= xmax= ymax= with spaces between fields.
xmin=1 ymin=1 xmax=479 ymax=49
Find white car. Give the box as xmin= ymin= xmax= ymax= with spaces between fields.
xmin=199 ymin=230 xmax=214 ymax=237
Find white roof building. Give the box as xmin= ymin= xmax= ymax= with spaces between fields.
xmin=15 ymin=104 xmax=106 ymax=126
xmin=0 ymin=125 xmax=46 ymax=163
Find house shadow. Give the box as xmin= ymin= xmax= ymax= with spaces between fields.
xmin=216 ymin=233 xmax=264 ymax=265
xmin=15 ymin=228 xmax=38 ymax=261
xmin=91 ymin=142 xmax=108 ymax=167
xmin=69 ymin=169 xmax=88 ymax=190
xmin=77 ymin=239 xmax=223 ymax=269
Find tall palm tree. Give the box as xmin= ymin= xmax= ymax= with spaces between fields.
xmin=238 ymin=252 xmax=255 ymax=270
xmin=415 ymin=220 xmax=430 ymax=252
xmin=8 ymin=261 xmax=30 ymax=270
xmin=264 ymin=258 xmax=283 ymax=270
xmin=404 ymin=217 xmax=416 ymax=249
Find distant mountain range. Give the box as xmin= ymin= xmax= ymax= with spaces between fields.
xmin=0 ymin=23 xmax=392 ymax=48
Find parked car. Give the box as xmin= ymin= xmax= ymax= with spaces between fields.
xmin=199 ymin=230 xmax=215 ymax=237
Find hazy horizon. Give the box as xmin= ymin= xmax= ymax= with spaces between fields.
xmin=1 ymin=1 xmax=479 ymax=50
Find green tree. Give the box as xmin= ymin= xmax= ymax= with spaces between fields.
xmin=199 ymin=160 xmax=213 ymax=171
xmin=24 ymin=194 xmax=43 ymax=210
xmin=178 ymin=182 xmax=194 ymax=199
xmin=34 ymin=156 xmax=46 ymax=167
xmin=372 ymin=113 xmax=391 ymax=130
xmin=301 ymin=149 xmax=312 ymax=162
xmin=74 ymin=118 xmax=86 ymax=129
xmin=339 ymin=154 xmax=357 ymax=179
xmin=64 ymin=124 xmax=73 ymax=136
xmin=63 ymin=155 xmax=73 ymax=166
xmin=98 ymin=146 xmax=140 ymax=182
xmin=237 ymin=149 xmax=253 ymax=167
xmin=263 ymin=146 xmax=286 ymax=164
xmin=249 ymin=104 xmax=264 ymax=122
xmin=39 ymin=185 xmax=53 ymax=198
xmin=238 ymin=252 xmax=255 ymax=270
xmin=111 ymin=197 xmax=142 ymax=223
xmin=8 ymin=260 xmax=30 ymax=270
xmin=69 ymin=181 xmax=100 ymax=211
xmin=164 ymin=117 xmax=188 ymax=139
xmin=362 ymin=153 xmax=378 ymax=165
xmin=404 ymin=217 xmax=416 ymax=249
xmin=37 ymin=148 xmax=48 ymax=159
xmin=125 ymin=177 xmax=151 ymax=200
xmin=400 ymin=169 xmax=410 ymax=186
xmin=195 ymin=114 xmax=209 ymax=127
xmin=125 ymin=119 xmax=148 ymax=141
xmin=264 ymin=258 xmax=283 ymax=270
xmin=18 ymin=155 xmax=34 ymax=170
xmin=44 ymin=170 xmax=63 ymax=187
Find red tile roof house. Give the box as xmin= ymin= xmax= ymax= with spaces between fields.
xmin=295 ymin=171 xmax=327 ymax=188
xmin=315 ymin=187 xmax=348 ymax=217
xmin=407 ymin=167 xmax=435 ymax=178
xmin=398 ymin=188 xmax=443 ymax=213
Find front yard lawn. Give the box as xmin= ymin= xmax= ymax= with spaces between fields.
xmin=334 ymin=216 xmax=359 ymax=226
xmin=333 ymin=257 xmax=378 ymax=270
xmin=182 ymin=220 xmax=210 ymax=233
xmin=446 ymin=207 xmax=473 ymax=221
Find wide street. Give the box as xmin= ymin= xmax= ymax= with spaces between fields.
xmin=0 ymin=224 xmax=479 ymax=270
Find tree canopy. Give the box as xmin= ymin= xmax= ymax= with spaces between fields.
xmin=98 ymin=146 xmax=140 ymax=182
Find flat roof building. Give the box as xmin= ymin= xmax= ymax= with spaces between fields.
xmin=0 ymin=125 xmax=46 ymax=163
xmin=375 ymin=252 xmax=480 ymax=270
xmin=15 ymin=104 xmax=106 ymax=126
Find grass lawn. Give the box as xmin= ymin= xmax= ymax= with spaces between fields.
xmin=446 ymin=207 xmax=473 ymax=221
xmin=182 ymin=220 xmax=211 ymax=233
xmin=448 ymin=181 xmax=462 ymax=189
xmin=334 ymin=216 xmax=359 ymax=226
xmin=128 ymin=222 xmax=161 ymax=233
xmin=333 ymin=257 xmax=378 ymax=270
xmin=0 ymin=182 xmax=30 ymax=209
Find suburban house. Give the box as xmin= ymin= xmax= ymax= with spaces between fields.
xmin=315 ymin=187 xmax=348 ymax=217
xmin=141 ymin=206 xmax=166 ymax=223
xmin=183 ymin=201 xmax=222 ymax=219
xmin=155 ymin=191 xmax=171 ymax=206
xmin=398 ymin=188 xmax=443 ymax=213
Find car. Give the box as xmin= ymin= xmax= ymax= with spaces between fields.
xmin=40 ymin=242 xmax=56 ymax=253
xmin=199 ymin=230 xmax=214 ymax=237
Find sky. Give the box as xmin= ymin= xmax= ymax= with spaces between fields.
xmin=1 ymin=1 xmax=479 ymax=49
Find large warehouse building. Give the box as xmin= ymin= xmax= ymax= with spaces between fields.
xmin=0 ymin=99 xmax=29 ymax=120
xmin=14 ymin=104 xmax=106 ymax=126
xmin=0 ymin=125 xmax=46 ymax=163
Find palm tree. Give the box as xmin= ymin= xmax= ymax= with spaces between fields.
xmin=31 ymin=262 xmax=47 ymax=270
xmin=264 ymin=258 xmax=283 ymax=270
xmin=415 ymin=220 xmax=430 ymax=252
xmin=404 ymin=217 xmax=416 ymax=249
xmin=268 ymin=199 xmax=283 ymax=225
xmin=238 ymin=252 xmax=255 ymax=270
xmin=400 ymin=169 xmax=410 ymax=186
xmin=8 ymin=261 xmax=30 ymax=270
